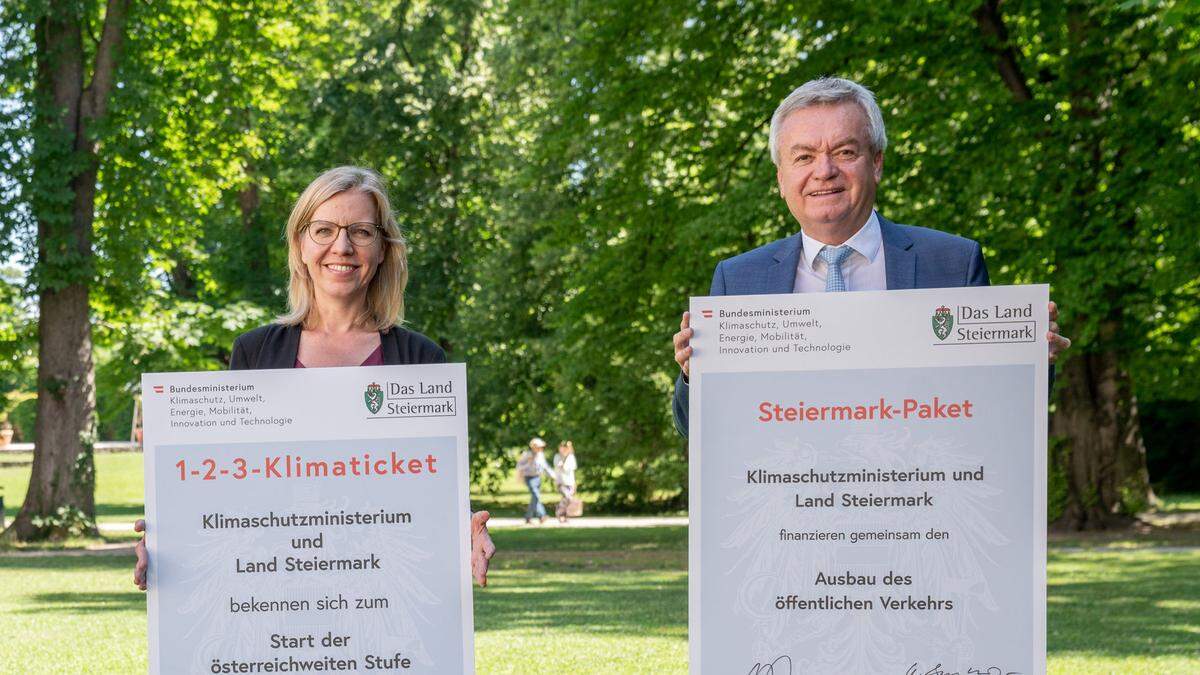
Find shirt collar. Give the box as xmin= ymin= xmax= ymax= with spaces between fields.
xmin=800 ymin=211 xmax=882 ymax=270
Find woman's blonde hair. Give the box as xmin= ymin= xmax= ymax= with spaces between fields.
xmin=277 ymin=166 xmax=408 ymax=331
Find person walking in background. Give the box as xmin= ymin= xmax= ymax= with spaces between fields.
xmin=554 ymin=441 xmax=579 ymax=523
xmin=518 ymin=437 xmax=551 ymax=524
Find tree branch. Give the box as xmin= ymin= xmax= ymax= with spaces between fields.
xmin=972 ymin=0 xmax=1033 ymax=102
xmin=393 ymin=0 xmax=418 ymax=69
xmin=82 ymin=0 xmax=130 ymax=121
xmin=720 ymin=111 xmax=771 ymax=194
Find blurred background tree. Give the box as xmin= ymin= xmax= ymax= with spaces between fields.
xmin=1 ymin=0 xmax=1196 ymax=538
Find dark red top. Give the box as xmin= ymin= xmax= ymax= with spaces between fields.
xmin=294 ymin=344 xmax=384 ymax=369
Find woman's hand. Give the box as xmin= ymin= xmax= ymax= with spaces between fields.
xmin=134 ymin=519 xmax=148 ymax=591
xmin=1047 ymin=301 xmax=1071 ymax=364
xmin=470 ymin=511 xmax=497 ymax=587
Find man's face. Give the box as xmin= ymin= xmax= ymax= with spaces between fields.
xmin=775 ymin=102 xmax=883 ymax=243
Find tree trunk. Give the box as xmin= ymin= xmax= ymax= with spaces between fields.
xmin=9 ymin=287 xmax=99 ymax=539
xmin=238 ymin=175 xmax=272 ymax=298
xmin=1051 ymin=343 xmax=1156 ymax=530
xmin=5 ymin=0 xmax=129 ymax=542
xmin=1046 ymin=4 xmax=1156 ymax=531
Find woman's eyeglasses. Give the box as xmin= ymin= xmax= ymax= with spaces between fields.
xmin=303 ymin=221 xmax=382 ymax=246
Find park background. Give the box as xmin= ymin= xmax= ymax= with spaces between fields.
xmin=0 ymin=0 xmax=1198 ymax=672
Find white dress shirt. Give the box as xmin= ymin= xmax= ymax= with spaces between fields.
xmin=793 ymin=211 xmax=888 ymax=293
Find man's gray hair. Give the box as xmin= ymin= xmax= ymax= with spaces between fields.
xmin=768 ymin=77 xmax=887 ymax=166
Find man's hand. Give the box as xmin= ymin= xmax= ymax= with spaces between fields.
xmin=471 ymin=510 xmax=497 ymax=587
xmin=1048 ymin=301 xmax=1071 ymax=364
xmin=133 ymin=519 xmax=148 ymax=591
xmin=673 ymin=311 xmax=693 ymax=378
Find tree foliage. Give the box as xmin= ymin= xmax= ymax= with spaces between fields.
xmin=479 ymin=0 xmax=1199 ymax=515
xmin=0 ymin=0 xmax=1195 ymax=523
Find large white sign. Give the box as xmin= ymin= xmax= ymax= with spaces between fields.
xmin=142 ymin=364 xmax=473 ymax=674
xmin=689 ymin=286 xmax=1048 ymax=675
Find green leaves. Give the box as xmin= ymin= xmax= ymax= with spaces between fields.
xmin=2 ymin=0 xmax=1195 ymax=509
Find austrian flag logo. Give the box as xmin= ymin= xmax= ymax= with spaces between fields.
xmin=932 ymin=305 xmax=954 ymax=341
xmin=364 ymin=382 xmax=383 ymax=414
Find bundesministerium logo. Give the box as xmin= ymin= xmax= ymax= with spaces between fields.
xmin=932 ymin=305 xmax=954 ymax=341
xmin=364 ymin=382 xmax=383 ymax=414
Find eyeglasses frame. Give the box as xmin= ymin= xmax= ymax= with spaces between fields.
xmin=301 ymin=220 xmax=385 ymax=247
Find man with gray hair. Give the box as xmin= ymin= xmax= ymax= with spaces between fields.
xmin=670 ymin=76 xmax=1069 ymax=435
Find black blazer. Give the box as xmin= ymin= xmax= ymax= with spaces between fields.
xmin=229 ymin=324 xmax=446 ymax=370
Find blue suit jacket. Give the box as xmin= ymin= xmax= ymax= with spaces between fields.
xmin=671 ymin=214 xmax=990 ymax=436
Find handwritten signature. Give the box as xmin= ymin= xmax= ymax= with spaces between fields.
xmin=905 ymin=663 xmax=1021 ymax=675
xmin=748 ymin=655 xmax=792 ymax=675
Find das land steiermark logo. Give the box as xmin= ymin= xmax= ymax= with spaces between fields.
xmin=932 ymin=305 xmax=954 ymax=341
xmin=364 ymin=382 xmax=383 ymax=414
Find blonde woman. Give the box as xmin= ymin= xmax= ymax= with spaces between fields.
xmin=134 ymin=166 xmax=496 ymax=588
xmin=231 ymin=165 xmax=435 ymax=367
xmin=554 ymin=441 xmax=578 ymax=522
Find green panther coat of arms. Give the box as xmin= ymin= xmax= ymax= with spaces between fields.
xmin=364 ymin=382 xmax=383 ymax=414
xmin=932 ymin=306 xmax=954 ymax=341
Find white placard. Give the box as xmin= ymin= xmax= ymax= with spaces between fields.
xmin=689 ymin=286 xmax=1048 ymax=675
xmin=142 ymin=364 xmax=473 ymax=674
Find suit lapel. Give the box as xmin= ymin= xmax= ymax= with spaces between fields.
xmin=880 ymin=215 xmax=916 ymax=290
xmin=380 ymin=329 xmax=401 ymax=365
xmin=263 ymin=324 xmax=302 ymax=369
xmin=764 ymin=233 xmax=803 ymax=294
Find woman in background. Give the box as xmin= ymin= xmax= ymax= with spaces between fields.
xmin=554 ymin=440 xmax=578 ymax=523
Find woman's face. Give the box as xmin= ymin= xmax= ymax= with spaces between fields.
xmin=300 ymin=190 xmax=384 ymax=307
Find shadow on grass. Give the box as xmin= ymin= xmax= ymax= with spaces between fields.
xmin=95 ymin=503 xmax=147 ymax=520
xmin=16 ymin=591 xmax=145 ymax=614
xmin=0 ymin=554 xmax=133 ymax=572
xmin=0 ymin=503 xmax=144 ymax=527
xmin=0 ymin=555 xmax=146 ymax=614
xmin=1158 ymin=493 xmax=1200 ymax=513
xmin=475 ymin=527 xmax=687 ymax=636
xmin=490 ymin=525 xmax=686 ymax=553
xmin=1048 ymin=551 xmax=1200 ymax=658
xmin=475 ymin=570 xmax=686 ymax=636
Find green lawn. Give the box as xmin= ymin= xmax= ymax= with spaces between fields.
xmin=2 ymin=456 xmax=1199 ymax=672
xmin=1159 ymin=492 xmax=1200 ymax=512
xmin=1047 ymin=549 xmax=1200 ymax=673
xmin=0 ymin=527 xmax=687 ymax=674
xmin=0 ymin=452 xmax=145 ymax=525
xmin=1 ymin=527 xmax=1198 ymax=673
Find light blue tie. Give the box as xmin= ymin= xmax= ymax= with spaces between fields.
xmin=817 ymin=245 xmax=854 ymax=292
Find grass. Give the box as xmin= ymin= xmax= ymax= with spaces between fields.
xmin=1159 ymin=492 xmax=1200 ymax=512
xmin=0 ymin=555 xmax=147 ymax=674
xmin=1 ymin=527 xmax=1198 ymax=673
xmin=476 ymin=528 xmax=686 ymax=673
xmin=0 ymin=452 xmax=145 ymax=525
xmin=2 ymin=454 xmax=1199 ymax=672
xmin=1047 ymin=549 xmax=1200 ymax=674
xmin=469 ymin=477 xmax=601 ymax=518
xmin=0 ymin=527 xmax=688 ymax=674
